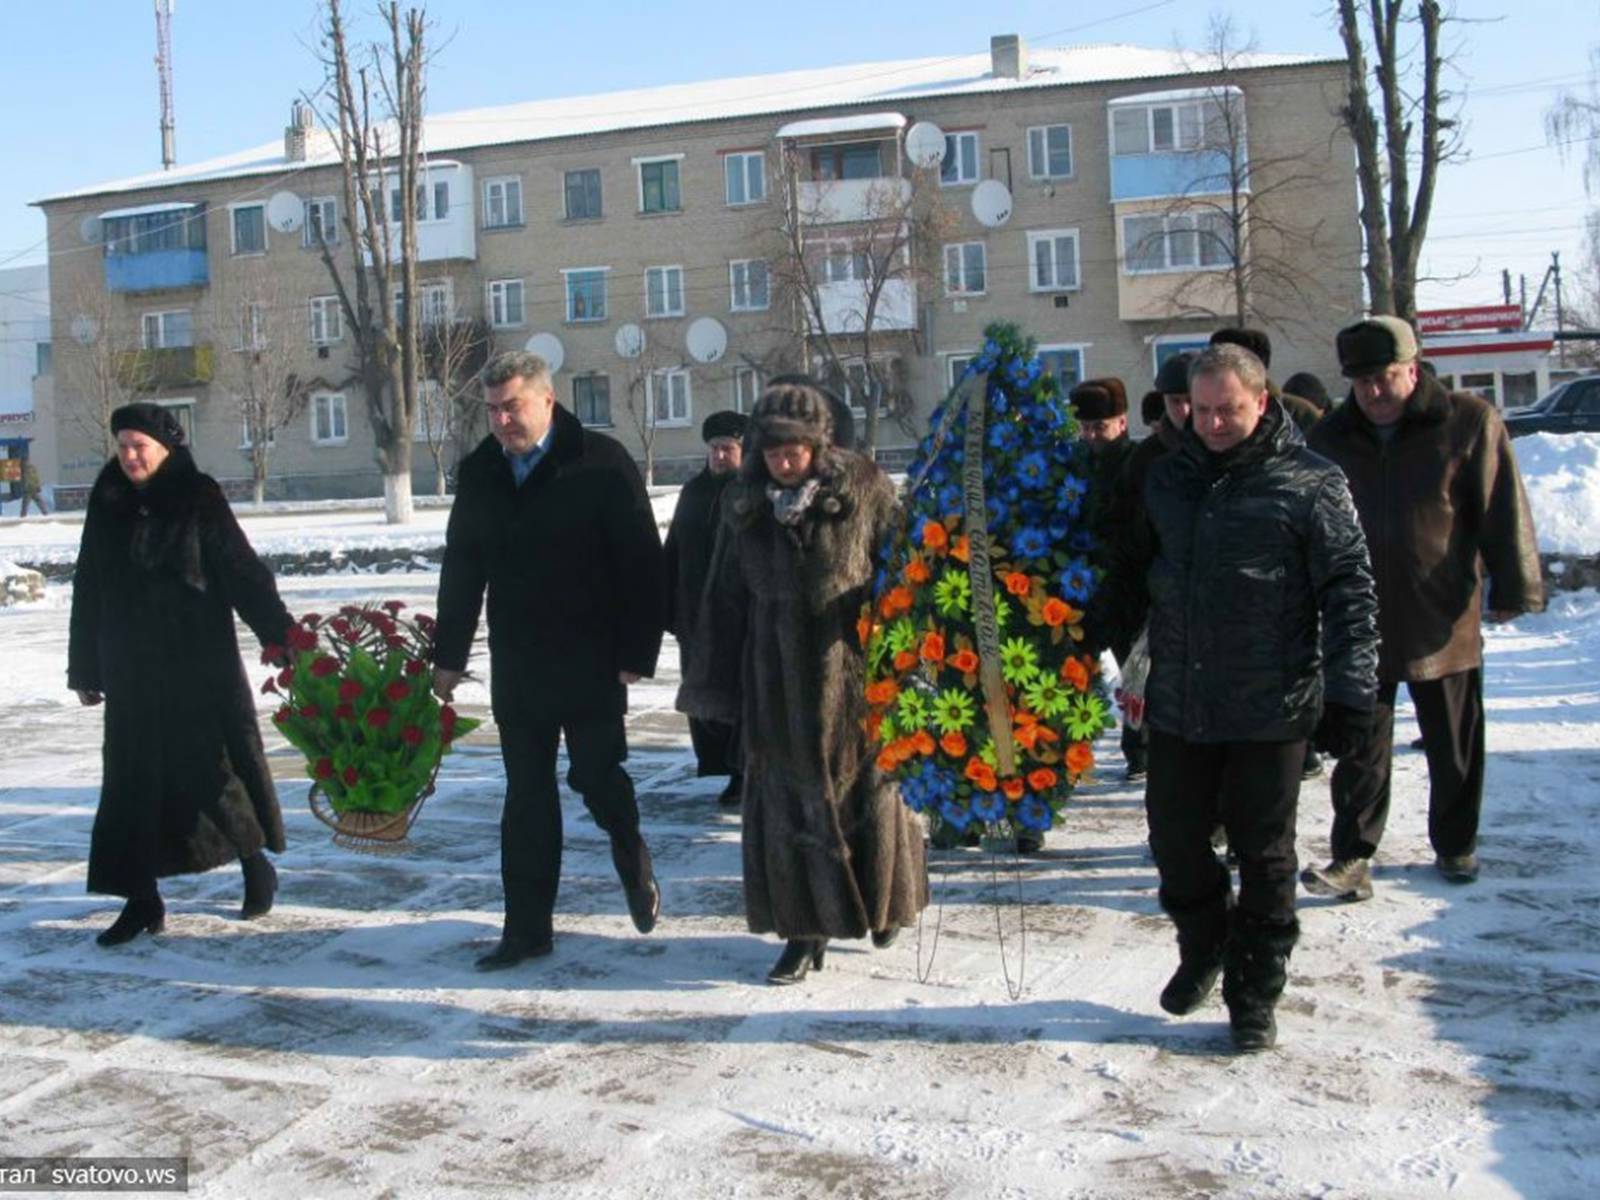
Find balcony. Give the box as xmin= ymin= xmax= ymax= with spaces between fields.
xmin=808 ymin=278 xmax=917 ymax=335
xmin=795 ymin=177 xmax=913 ymax=226
xmin=362 ymin=162 xmax=477 ymax=265
xmin=1110 ymin=150 xmax=1239 ymax=203
xmin=104 ymin=248 xmax=210 ymax=294
xmin=113 ymin=344 xmax=215 ymax=391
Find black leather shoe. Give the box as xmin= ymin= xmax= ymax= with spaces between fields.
xmin=624 ymin=875 xmax=661 ymax=935
xmin=240 ymin=853 xmax=278 ymax=919
xmin=96 ymin=895 xmax=165 ymax=947
xmin=767 ymin=938 xmax=827 ymax=984
xmin=474 ymin=934 xmax=554 ymax=971
xmin=717 ymin=775 xmax=743 ymax=808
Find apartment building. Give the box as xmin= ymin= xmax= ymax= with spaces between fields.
xmin=35 ymin=35 xmax=1361 ymax=502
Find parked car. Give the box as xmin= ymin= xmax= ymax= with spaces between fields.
xmin=1503 ymin=375 xmax=1600 ymax=438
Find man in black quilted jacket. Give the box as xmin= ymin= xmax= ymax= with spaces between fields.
xmin=1089 ymin=343 xmax=1380 ymax=1052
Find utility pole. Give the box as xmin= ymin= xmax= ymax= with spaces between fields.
xmin=1502 ymin=269 xmax=1512 ymax=306
xmin=155 ymin=0 xmax=176 ymax=170
xmin=1552 ymin=252 xmax=1566 ymax=367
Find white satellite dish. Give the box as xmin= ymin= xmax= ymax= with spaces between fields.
xmin=266 ymin=191 xmax=304 ymax=233
xmin=78 ymin=215 xmax=103 ymax=245
xmin=970 ymin=179 xmax=1013 ymax=228
xmin=614 ymin=323 xmax=646 ymax=360
xmin=905 ymin=122 xmax=947 ymax=168
xmin=70 ymin=315 xmax=99 ymax=345
xmin=685 ymin=317 xmax=728 ymax=364
xmin=524 ymin=332 xmax=565 ymax=374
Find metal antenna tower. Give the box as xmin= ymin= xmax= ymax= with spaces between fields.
xmin=155 ymin=0 xmax=176 ymax=169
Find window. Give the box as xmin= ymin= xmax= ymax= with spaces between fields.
xmin=733 ymin=366 xmax=762 ymax=413
xmin=140 ymin=310 xmax=192 ymax=349
xmin=946 ymin=355 xmax=975 ymax=389
xmin=637 ymin=157 xmax=682 ymax=214
xmin=303 ymin=197 xmax=338 ymax=247
xmin=564 ymin=269 xmax=608 ymax=322
xmin=1027 ymin=229 xmax=1081 ymax=291
xmin=729 ymin=259 xmax=770 ymax=311
xmin=1027 ymin=124 xmax=1073 ymax=179
xmin=648 ymin=368 xmax=691 ymax=426
xmin=839 ymin=360 xmax=894 ymax=415
xmin=811 ymin=142 xmax=883 ymax=181
xmin=230 ymin=204 xmax=266 ymax=255
xmin=1112 ymin=99 xmax=1229 ymax=156
xmin=235 ymin=302 xmax=267 ymax=351
xmin=483 ymin=176 xmax=523 ymax=228
xmin=1037 ymin=345 xmax=1086 ymax=394
xmin=311 ymin=392 xmax=348 ymax=445
xmin=395 ymin=281 xmax=455 ymax=326
xmin=564 ymin=169 xmax=602 ymax=221
xmin=940 ymin=132 xmax=980 ymax=185
xmin=645 ymin=266 xmax=685 ymax=318
xmin=814 ymin=239 xmax=868 ymax=283
xmin=413 ymin=379 xmax=449 ymax=443
xmin=103 ymin=205 xmax=206 ymax=255
xmin=389 ymin=179 xmax=450 ymax=223
xmin=35 ymin=341 xmax=51 ymax=377
xmin=156 ymin=400 xmax=195 ymax=444
xmin=239 ymin=416 xmax=276 ymax=450
xmin=572 ymin=374 xmax=612 ymax=427
xmin=1460 ymin=373 xmax=1498 ymax=407
xmin=488 ymin=279 xmax=526 ymax=328
xmin=724 ymin=151 xmax=766 ymax=205
xmin=943 ymin=242 xmax=987 ymax=295
xmin=1122 ymin=212 xmax=1234 ymax=273
xmin=1152 ymin=337 xmax=1209 ymax=378
xmin=309 ymin=295 xmax=343 ymax=345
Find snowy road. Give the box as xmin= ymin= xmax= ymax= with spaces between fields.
xmin=2 ymin=573 xmax=1598 ymax=1199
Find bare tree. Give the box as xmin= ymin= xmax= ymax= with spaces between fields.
xmin=56 ymin=283 xmax=150 ymax=464
xmin=215 ymin=265 xmax=312 ymax=504
xmin=1546 ymin=39 xmax=1600 ymax=194
xmin=417 ymin=317 xmax=491 ymax=494
xmin=308 ymin=0 xmax=429 ymax=523
xmin=772 ymin=147 xmax=954 ymax=455
xmin=620 ymin=345 xmax=692 ymax=487
xmin=1335 ymin=0 xmax=1458 ymax=323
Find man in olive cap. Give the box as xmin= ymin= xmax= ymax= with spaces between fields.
xmin=664 ymin=409 xmax=750 ymax=806
xmin=1303 ymin=315 xmax=1544 ymax=899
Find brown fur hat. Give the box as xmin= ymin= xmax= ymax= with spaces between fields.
xmin=1070 ymin=378 xmax=1128 ymax=420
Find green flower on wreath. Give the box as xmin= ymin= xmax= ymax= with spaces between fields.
xmin=896 ymin=688 xmax=930 ymax=731
xmin=1023 ymin=671 xmax=1072 ymax=719
xmin=878 ymin=712 xmax=900 ymax=743
xmin=1064 ymin=693 xmax=1110 ymax=741
xmin=999 ymin=636 xmax=1040 ymax=685
xmin=977 ymin=737 xmax=1000 ymax=769
xmin=992 ymin=595 xmax=1013 ymax=630
xmin=886 ymin=618 xmax=919 ymax=656
xmin=931 ymin=687 xmax=977 ymax=735
xmin=933 ymin=569 xmax=972 ymax=617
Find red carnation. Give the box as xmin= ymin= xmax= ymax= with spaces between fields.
xmin=277 ymin=667 xmax=295 ymax=688
xmin=299 ymin=704 xmax=320 ymax=719
xmin=301 ymin=612 xmax=322 ymax=626
xmin=342 ymin=765 xmax=358 ymax=786
xmin=334 ymin=703 xmax=356 ymax=720
xmin=440 ymin=704 xmax=458 ymax=743
xmin=382 ymin=600 xmax=406 ymax=614
xmin=400 ymin=725 xmax=424 ymax=747
xmin=310 ymin=656 xmax=339 ymax=678
xmin=404 ymin=659 xmax=427 ymax=676
xmin=385 ymin=679 xmax=411 ymax=702
xmin=365 ymin=707 xmax=392 ymax=730
xmin=339 ymin=605 xmax=360 ymax=618
xmin=415 ymin=614 xmax=436 ymax=632
xmin=260 ymin=644 xmax=285 ymax=665
xmin=261 ymin=677 xmax=279 ymax=695
xmin=338 ymin=679 xmax=363 ymax=701
xmin=314 ymin=757 xmax=334 ymax=780
xmin=286 ymin=625 xmax=318 ymax=652
xmin=386 ymin=634 xmax=406 ymax=649
xmin=330 ymin=617 xmax=351 ymax=637
xmin=272 ymin=706 xmax=292 ymax=725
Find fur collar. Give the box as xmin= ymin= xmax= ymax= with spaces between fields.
xmin=727 ymin=447 xmax=879 ymax=531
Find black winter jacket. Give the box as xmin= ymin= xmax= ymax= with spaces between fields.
xmin=433 ymin=405 xmax=665 ymax=725
xmin=1091 ymin=400 xmax=1379 ymax=743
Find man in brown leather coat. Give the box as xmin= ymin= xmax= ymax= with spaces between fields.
xmin=1302 ymin=316 xmax=1544 ymax=899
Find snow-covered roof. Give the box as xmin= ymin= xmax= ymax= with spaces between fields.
xmin=97 ymin=200 xmax=203 ymax=220
xmin=1107 ymin=85 xmax=1246 ymax=106
xmin=776 ymin=112 xmax=907 ymax=140
xmin=36 ymin=43 xmax=1330 ymax=205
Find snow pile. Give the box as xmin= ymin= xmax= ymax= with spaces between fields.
xmin=1514 ymin=432 xmax=1600 ymax=556
xmin=1 ymin=559 xmax=44 ymax=605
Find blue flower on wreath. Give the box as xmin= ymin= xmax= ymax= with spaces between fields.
xmin=924 ymin=766 xmax=958 ymax=805
xmin=1047 ymin=514 xmax=1073 ymax=543
xmin=937 ymin=483 xmax=963 ymax=518
xmin=986 ymin=494 xmax=1011 ymax=531
xmin=873 ymin=565 xmax=889 ymax=595
xmin=900 ymin=771 xmax=931 ymax=813
xmin=1017 ymin=795 xmax=1053 ymax=832
xmin=988 ymin=421 xmax=1021 ymax=453
xmin=1055 ymin=474 xmax=1088 ymax=516
xmin=940 ymin=797 xmax=974 ymax=831
xmin=1059 ymin=556 xmax=1095 ymax=604
xmin=1012 ymin=525 xmax=1050 ymax=560
xmin=1069 ymin=529 xmax=1096 ymax=553
xmin=970 ymin=791 xmax=1007 ymax=823
xmin=1016 ymin=451 xmax=1051 ymax=490
xmin=1019 ymin=498 xmax=1046 ymax=525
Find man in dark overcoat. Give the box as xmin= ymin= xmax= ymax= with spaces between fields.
xmin=1210 ymin=328 xmax=1324 ymax=435
xmin=1089 ymin=344 xmax=1380 ymax=1051
xmin=664 ymin=410 xmax=749 ymax=807
xmin=1302 ymin=317 xmax=1544 ymax=900
xmin=433 ymin=351 xmax=666 ymax=969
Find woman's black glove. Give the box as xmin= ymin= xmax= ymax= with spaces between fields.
xmin=1314 ymin=703 xmax=1371 ymax=759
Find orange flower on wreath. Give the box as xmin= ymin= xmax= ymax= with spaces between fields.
xmin=1027 ymin=767 xmax=1059 ymax=792
xmin=1041 ymin=598 xmax=1074 ymax=628
xmin=1000 ymin=776 xmax=1026 ymax=801
xmin=864 ymin=711 xmax=884 ymax=741
xmin=946 ymin=648 xmax=980 ymax=675
xmin=939 ymin=729 xmax=968 ymax=758
xmin=1065 ymin=742 xmax=1095 ymax=774
xmin=1060 ymin=656 xmax=1091 ymax=693
xmin=879 ymin=586 xmax=915 ymax=619
xmin=1003 ymin=571 xmax=1032 ymax=598
xmin=911 ymin=729 xmax=937 ymax=756
xmin=876 ymin=746 xmax=899 ymax=772
xmin=893 ymin=649 xmax=918 ymax=672
xmin=920 ymin=631 xmax=946 ymax=662
xmin=856 ymin=614 xmax=873 ymax=648
xmin=866 ymin=679 xmax=898 ymax=706
xmin=964 ymin=757 xmax=998 ymax=792
xmin=905 ymin=556 xmax=932 ymax=585
xmin=951 ymin=534 xmax=971 ymax=563
xmin=1013 ymin=722 xmax=1044 ymax=752
xmin=921 ymin=521 xmax=949 ymax=553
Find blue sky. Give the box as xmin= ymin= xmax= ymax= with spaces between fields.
xmin=1 ymin=0 xmax=1591 ymax=311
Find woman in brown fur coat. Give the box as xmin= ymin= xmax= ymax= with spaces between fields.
xmin=678 ymin=379 xmax=928 ymax=983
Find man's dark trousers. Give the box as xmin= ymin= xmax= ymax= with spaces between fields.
xmin=1146 ymin=730 xmax=1304 ymax=922
xmin=497 ymin=712 xmax=652 ymax=943
xmin=1328 ymin=669 xmax=1484 ymax=861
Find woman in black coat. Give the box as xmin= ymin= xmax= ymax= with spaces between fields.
xmin=68 ymin=404 xmax=294 ymax=946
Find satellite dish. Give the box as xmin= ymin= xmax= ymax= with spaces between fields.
xmin=70 ymin=315 xmax=99 ymax=345
xmin=524 ymin=332 xmax=565 ymax=374
xmin=78 ymin=216 xmax=103 ymax=245
xmin=685 ymin=317 xmax=728 ymax=364
xmin=614 ymin=323 xmax=646 ymax=360
xmin=970 ymin=179 xmax=1013 ymax=228
xmin=266 ymin=191 xmax=304 ymax=233
xmin=905 ymin=122 xmax=947 ymax=169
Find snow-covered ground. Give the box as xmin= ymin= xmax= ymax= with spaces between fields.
xmin=2 ymin=564 xmax=1598 ymax=1198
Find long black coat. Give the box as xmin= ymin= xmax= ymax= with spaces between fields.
xmin=1092 ymin=400 xmax=1380 ymax=743
xmin=663 ymin=466 xmax=735 ymax=646
xmin=678 ymin=450 xmax=928 ymax=939
xmin=434 ymin=404 xmax=665 ymax=725
xmin=67 ymin=449 xmax=292 ymax=898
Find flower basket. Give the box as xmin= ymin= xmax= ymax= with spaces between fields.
xmin=863 ymin=322 xmax=1116 ymax=844
xmin=261 ymin=601 xmax=481 ymax=853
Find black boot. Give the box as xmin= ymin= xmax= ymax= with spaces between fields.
xmin=1222 ymin=912 xmax=1300 ymax=1052
xmin=1159 ymin=885 xmax=1232 ymax=1016
xmin=871 ymin=927 xmax=900 ymax=949
xmin=767 ymin=938 xmax=827 ymax=984
xmin=717 ymin=773 xmax=743 ymax=808
xmin=96 ymin=892 xmax=165 ymax=947
xmin=240 ymin=852 xmax=278 ymax=920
